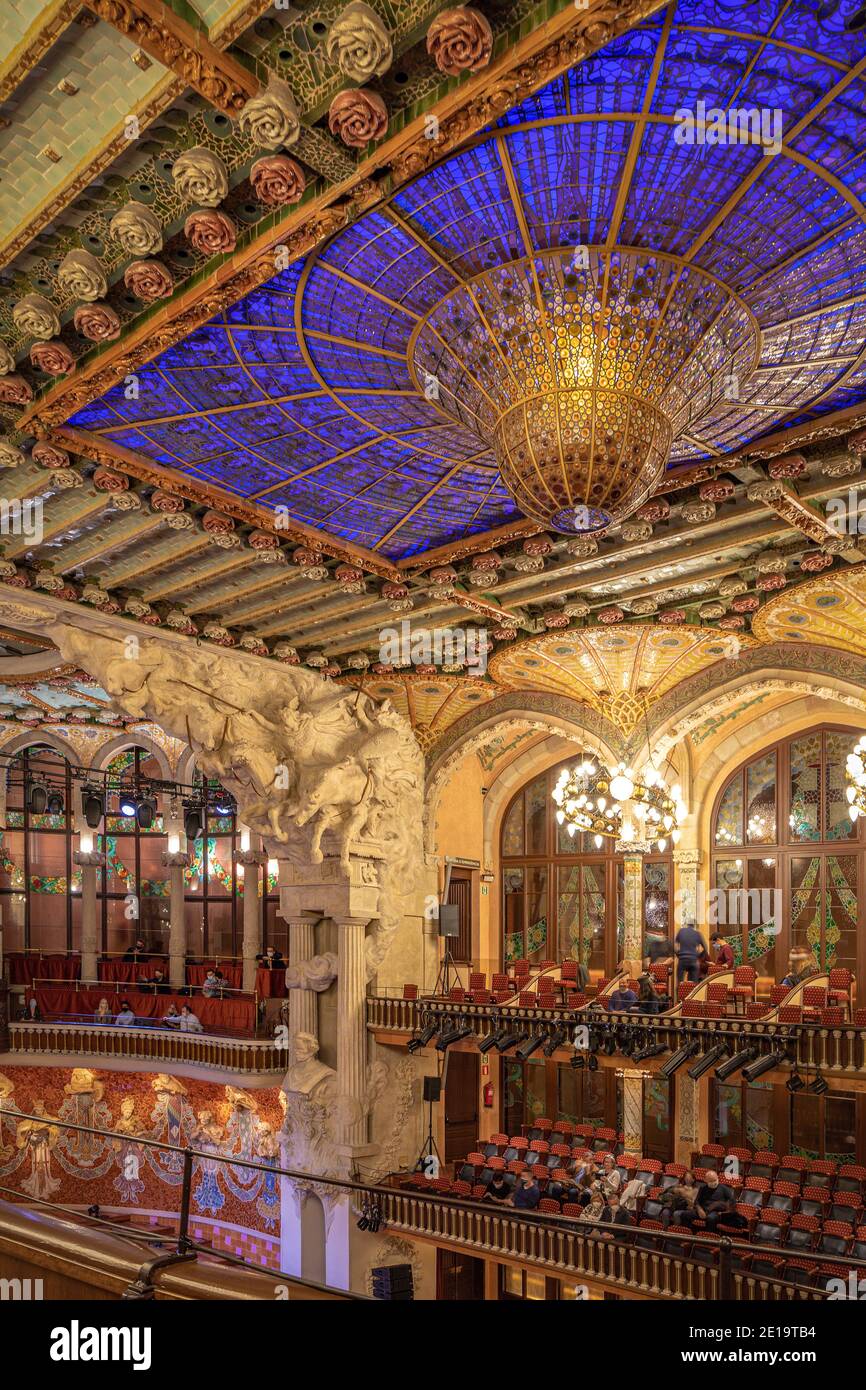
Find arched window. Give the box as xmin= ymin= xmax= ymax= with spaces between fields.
xmin=711 ymin=725 xmax=863 ymax=978
xmin=97 ymin=746 xmax=169 ymax=958
xmin=500 ymin=759 xmax=671 ymax=977
xmin=1 ymin=744 xmax=77 ymax=954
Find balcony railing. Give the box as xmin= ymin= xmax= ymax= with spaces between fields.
xmin=366 ymin=996 xmax=866 ymax=1076
xmin=7 ymin=1021 xmax=286 ymax=1074
xmin=378 ymin=1187 xmax=838 ymax=1301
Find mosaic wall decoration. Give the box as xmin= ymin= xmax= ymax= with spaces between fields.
xmin=0 ymin=1066 xmax=283 ymax=1239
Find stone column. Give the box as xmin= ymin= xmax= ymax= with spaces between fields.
xmin=336 ymin=917 xmax=370 ymax=1152
xmin=619 ymin=1069 xmax=644 ymax=1154
xmin=673 ymin=848 xmax=702 ymax=932
xmin=73 ymin=848 xmax=105 ymax=980
xmin=621 ymin=851 xmax=644 ymax=975
xmin=287 ymin=915 xmax=319 ymax=1047
xmin=236 ymin=843 xmax=265 ymax=992
xmin=163 ymin=851 xmax=190 ymax=989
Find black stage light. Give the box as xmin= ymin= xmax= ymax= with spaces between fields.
xmin=741 ymin=1049 xmax=788 ymax=1083
xmin=659 ymin=1038 xmax=700 ymax=1079
xmin=515 ymin=1032 xmax=546 ymax=1061
xmin=714 ymin=1046 xmax=758 ymax=1081
xmin=46 ymin=789 xmax=64 ymax=816
xmin=479 ymin=1028 xmax=508 ymax=1055
xmin=809 ymin=1071 xmax=829 ymax=1096
xmin=184 ymin=805 xmax=203 ymax=841
xmin=602 ymin=1034 xmax=617 ymax=1057
xmin=587 ymin=1054 xmax=599 ymax=1071
xmin=570 ymin=1052 xmax=585 ymax=1070
xmin=543 ymin=1026 xmax=568 ymax=1058
xmin=435 ymin=1020 xmax=474 ymax=1051
xmin=136 ymin=795 xmax=157 ymax=830
xmin=119 ymin=791 xmax=137 ymax=818
xmin=632 ymin=1042 xmax=667 ymax=1063
xmin=785 ymin=1070 xmax=805 ymax=1094
xmin=407 ymin=1021 xmax=438 ymax=1053
xmin=496 ymin=1030 xmax=527 ymax=1054
xmin=28 ymin=781 xmax=48 ymax=814
xmin=82 ymin=785 xmax=105 ymax=828
xmin=686 ymin=1042 xmax=728 ymax=1081
xmin=214 ymin=795 xmax=232 ymax=816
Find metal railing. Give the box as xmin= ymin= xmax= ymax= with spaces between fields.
xmin=367 ymin=996 xmax=866 ymax=1076
xmin=7 ymin=1020 xmax=285 ymax=1073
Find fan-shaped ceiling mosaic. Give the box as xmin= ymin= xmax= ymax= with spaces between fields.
xmin=752 ymin=562 xmax=866 ymax=655
xmin=68 ymin=0 xmax=866 ymax=561
xmin=488 ymin=623 xmax=756 ymax=732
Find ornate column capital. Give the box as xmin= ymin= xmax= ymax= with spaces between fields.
xmin=162 ymin=850 xmax=191 ymax=868
xmin=673 ymin=848 xmax=702 ymax=868
xmin=73 ymin=850 xmax=105 ymax=868
xmin=235 ymin=848 xmax=266 ymax=867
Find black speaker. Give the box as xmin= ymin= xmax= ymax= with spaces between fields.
xmin=423 ymin=1075 xmax=441 ymax=1103
xmin=438 ymin=903 xmax=460 ymax=937
xmin=371 ymin=1264 xmax=414 ymax=1300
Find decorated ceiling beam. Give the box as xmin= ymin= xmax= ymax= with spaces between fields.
xmin=81 ymin=0 xmax=260 ymax=115
xmin=0 ymin=0 xmax=80 ymax=104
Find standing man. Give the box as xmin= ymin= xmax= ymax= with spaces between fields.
xmin=675 ymin=920 xmax=707 ymax=986
xmin=710 ymin=932 xmax=734 ymax=969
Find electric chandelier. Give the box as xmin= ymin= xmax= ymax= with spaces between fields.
xmin=845 ymin=736 xmax=866 ymax=821
xmin=552 ymin=757 xmax=686 ymax=852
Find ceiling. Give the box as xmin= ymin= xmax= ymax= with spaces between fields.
xmin=3 ymin=0 xmax=866 ymax=759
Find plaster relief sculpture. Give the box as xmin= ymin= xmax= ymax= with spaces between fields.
xmin=284 ymin=953 xmax=338 ymax=993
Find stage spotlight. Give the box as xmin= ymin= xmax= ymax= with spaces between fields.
xmin=516 ymin=1032 xmax=546 ymax=1061
xmin=28 ymin=781 xmax=48 ymax=815
xmin=136 ymin=795 xmax=157 ymax=830
xmin=570 ymin=1053 xmax=585 ymax=1070
xmin=741 ymin=1049 xmax=788 ymax=1083
xmin=82 ymin=785 xmax=104 ymax=828
xmin=686 ymin=1043 xmax=728 ymax=1081
xmin=543 ymin=1026 xmax=568 ymax=1058
xmin=119 ymin=792 xmax=137 ymax=818
xmin=435 ymin=1020 xmax=474 ymax=1051
xmin=496 ymin=1030 xmax=527 ymax=1054
xmin=602 ymin=1034 xmax=617 ymax=1057
xmin=587 ymin=1054 xmax=599 ymax=1072
xmin=659 ymin=1039 xmax=700 ymax=1079
xmin=632 ymin=1041 xmax=667 ymax=1063
xmin=46 ymin=789 xmax=64 ymax=816
xmin=214 ymin=795 xmax=232 ymax=816
xmin=785 ymin=1070 xmax=805 ymax=1093
xmin=809 ymin=1071 xmax=829 ymax=1096
xmin=714 ymin=1046 xmax=758 ymax=1081
xmin=479 ymin=1028 xmax=508 ymax=1055
xmin=184 ymin=805 xmax=203 ymax=841
xmin=407 ymin=1021 xmax=438 ymax=1053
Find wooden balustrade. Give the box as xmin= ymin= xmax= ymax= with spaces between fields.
xmin=366 ymin=996 xmax=866 ymax=1077
xmin=378 ymin=1189 xmax=827 ymax=1301
xmin=7 ymin=1021 xmax=285 ymax=1074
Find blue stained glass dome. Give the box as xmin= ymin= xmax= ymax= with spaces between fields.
xmin=70 ymin=0 xmax=866 ymax=560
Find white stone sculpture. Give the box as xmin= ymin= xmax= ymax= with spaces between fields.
xmin=58 ymin=249 xmax=108 ymax=301
xmin=109 ymin=202 xmax=164 ymax=256
xmin=284 ymin=953 xmax=338 ymax=993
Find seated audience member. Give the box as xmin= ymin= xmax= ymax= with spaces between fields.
xmin=141 ymin=968 xmax=169 ymax=995
xmin=509 ymin=1172 xmax=541 ymax=1210
xmin=163 ymin=1004 xmax=181 ymax=1027
xmin=256 ymin=945 xmax=284 ymax=969
xmin=484 ymin=1173 xmax=512 ymax=1204
xmin=781 ymin=949 xmax=820 ymax=990
xmin=710 ymin=932 xmax=734 ymax=969
xmin=601 ymin=1191 xmax=634 ymax=1229
xmin=681 ymin=1170 xmax=735 ymax=1229
xmin=115 ymin=1000 xmax=136 ymax=1026
xmin=576 ymin=1182 xmax=606 ymax=1224
xmin=179 ymin=1004 xmax=204 ymax=1033
xmin=609 ymin=980 xmax=638 ymax=1012
xmin=202 ymin=969 xmax=220 ymax=998
xmin=122 ymin=938 xmax=149 ymax=963
xmin=635 ymin=973 xmax=661 ymax=1015
xmin=660 ymin=1170 xmax=699 ymax=1227
xmin=597 ymin=1153 xmax=622 ymax=1197
xmin=94 ymin=997 xmax=112 ymax=1024
xmin=711 ymin=1196 xmax=749 ymax=1231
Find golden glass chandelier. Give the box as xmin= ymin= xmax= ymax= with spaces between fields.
xmin=413 ymin=248 xmax=758 ymax=533
xmin=552 ymin=757 xmax=686 ymax=852
xmin=846 ymin=736 xmax=866 ymax=821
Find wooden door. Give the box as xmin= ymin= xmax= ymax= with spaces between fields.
xmin=447 ymin=870 xmax=473 ymax=963
xmin=437 ymin=1248 xmax=485 ymax=1300
xmin=444 ymin=1050 xmax=479 ymax=1162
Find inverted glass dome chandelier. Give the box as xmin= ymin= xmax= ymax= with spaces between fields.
xmin=552 ymin=757 xmax=686 ymax=852
xmin=413 ymin=248 xmax=758 ymax=533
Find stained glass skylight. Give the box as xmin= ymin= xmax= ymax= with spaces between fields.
xmin=69 ymin=0 xmax=866 ymax=560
